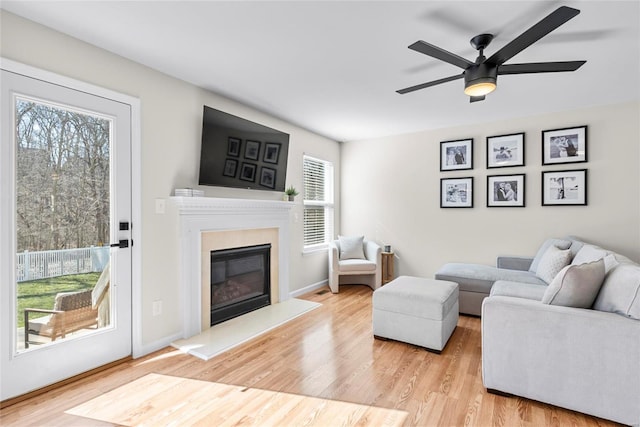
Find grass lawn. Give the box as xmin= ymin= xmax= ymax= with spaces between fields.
xmin=16 ymin=273 xmax=100 ymax=329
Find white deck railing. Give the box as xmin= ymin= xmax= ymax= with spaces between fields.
xmin=16 ymin=246 xmax=109 ymax=282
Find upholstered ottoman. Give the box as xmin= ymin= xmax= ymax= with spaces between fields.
xmin=372 ymin=276 xmax=459 ymax=353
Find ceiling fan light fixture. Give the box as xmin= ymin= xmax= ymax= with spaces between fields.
xmin=464 ymin=78 xmax=497 ymax=97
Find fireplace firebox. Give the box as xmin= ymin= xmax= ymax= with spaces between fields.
xmin=210 ymin=244 xmax=271 ymax=326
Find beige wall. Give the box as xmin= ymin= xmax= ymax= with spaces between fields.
xmin=341 ymin=102 xmax=640 ymax=278
xmin=1 ymin=11 xmax=339 ymax=352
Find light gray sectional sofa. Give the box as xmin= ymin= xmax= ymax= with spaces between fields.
xmin=439 ymin=237 xmax=640 ymax=425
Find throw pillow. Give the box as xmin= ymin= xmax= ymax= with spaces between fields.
xmin=542 ymin=259 xmax=606 ymax=308
xmin=529 ymin=238 xmax=571 ymax=273
xmin=571 ymin=244 xmax=608 ymax=266
xmin=593 ymin=263 xmax=640 ymax=320
xmin=338 ymin=235 xmax=365 ymax=260
xmin=603 ymin=254 xmax=620 ymax=274
xmin=535 ymin=245 xmax=572 ymax=284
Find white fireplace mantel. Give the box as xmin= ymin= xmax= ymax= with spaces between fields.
xmin=171 ymin=197 xmax=294 ymax=338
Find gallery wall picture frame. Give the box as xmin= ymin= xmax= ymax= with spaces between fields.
xmin=542 ymin=169 xmax=587 ymax=206
xmin=222 ymin=158 xmax=238 ymax=178
xmin=440 ymin=177 xmax=473 ymax=208
xmin=440 ymin=138 xmax=473 ymax=171
xmin=244 ymin=140 xmax=261 ymax=160
xmin=263 ymin=142 xmax=281 ymax=164
xmin=239 ymin=162 xmax=257 ymax=182
xmin=227 ymin=137 xmax=241 ymax=157
xmin=487 ymin=173 xmax=525 ymax=207
xmin=486 ymin=133 xmax=525 ymax=168
xmin=259 ymin=167 xmax=277 ymax=189
xmin=542 ymin=125 xmax=587 ymax=165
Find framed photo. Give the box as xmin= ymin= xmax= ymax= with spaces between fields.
xmin=542 ymin=125 xmax=587 ymax=165
xmin=259 ymin=167 xmax=276 ymax=189
xmin=244 ymin=140 xmax=261 ymax=160
xmin=440 ymin=139 xmax=473 ymax=171
xmin=440 ymin=177 xmax=473 ymax=208
xmin=486 ymin=133 xmax=525 ymax=168
xmin=263 ymin=142 xmax=281 ymax=164
xmin=487 ymin=174 xmax=525 ymax=207
xmin=542 ymin=169 xmax=587 ymax=206
xmin=239 ymin=162 xmax=257 ymax=182
xmin=222 ymin=158 xmax=238 ymax=178
xmin=227 ymin=137 xmax=241 ymax=157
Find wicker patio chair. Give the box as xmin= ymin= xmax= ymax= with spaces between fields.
xmin=24 ymin=289 xmax=98 ymax=348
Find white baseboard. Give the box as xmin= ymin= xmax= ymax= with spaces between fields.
xmin=133 ymin=331 xmax=184 ymax=358
xmin=289 ymin=279 xmax=328 ymax=298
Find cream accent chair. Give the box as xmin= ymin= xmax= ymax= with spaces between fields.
xmin=328 ymin=237 xmax=382 ymax=293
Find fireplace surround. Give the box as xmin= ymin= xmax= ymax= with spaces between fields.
xmin=172 ymin=197 xmax=294 ymax=338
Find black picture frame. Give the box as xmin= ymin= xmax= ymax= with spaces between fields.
xmin=239 ymin=162 xmax=257 ymax=182
xmin=487 ymin=173 xmax=525 ymax=207
xmin=227 ymin=137 xmax=241 ymax=157
xmin=222 ymin=158 xmax=238 ymax=178
xmin=440 ymin=139 xmax=473 ymax=171
xmin=486 ymin=133 xmax=525 ymax=168
xmin=440 ymin=177 xmax=473 ymax=208
xmin=542 ymin=125 xmax=587 ymax=165
xmin=244 ymin=140 xmax=261 ymax=160
xmin=259 ymin=167 xmax=277 ymax=189
xmin=263 ymin=142 xmax=281 ymax=164
xmin=542 ymin=169 xmax=588 ymax=206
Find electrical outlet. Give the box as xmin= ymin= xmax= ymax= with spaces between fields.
xmin=152 ymin=300 xmax=162 ymax=316
xmin=155 ymin=198 xmax=166 ymax=214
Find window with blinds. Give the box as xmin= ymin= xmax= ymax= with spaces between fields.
xmin=303 ymin=155 xmax=334 ymax=249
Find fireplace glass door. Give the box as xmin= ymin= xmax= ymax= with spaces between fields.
xmin=210 ymin=244 xmax=271 ymax=325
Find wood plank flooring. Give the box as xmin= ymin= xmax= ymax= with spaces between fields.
xmin=0 ymin=285 xmax=620 ymax=426
xmin=66 ymin=373 xmax=408 ymax=426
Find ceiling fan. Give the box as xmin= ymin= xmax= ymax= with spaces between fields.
xmin=397 ymin=6 xmax=587 ymax=102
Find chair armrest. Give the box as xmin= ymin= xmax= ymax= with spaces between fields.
xmin=24 ymin=308 xmax=64 ymax=316
xmin=328 ymin=240 xmax=339 ymax=271
xmin=364 ymin=240 xmax=382 ymax=263
xmin=496 ymin=256 xmax=533 ymax=271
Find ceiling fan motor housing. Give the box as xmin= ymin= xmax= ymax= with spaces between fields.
xmin=464 ymin=63 xmax=498 ymax=95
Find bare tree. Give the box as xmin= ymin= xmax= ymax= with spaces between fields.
xmin=15 ymin=99 xmax=110 ymax=252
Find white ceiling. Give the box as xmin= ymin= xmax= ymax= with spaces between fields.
xmin=2 ymin=1 xmax=639 ymax=142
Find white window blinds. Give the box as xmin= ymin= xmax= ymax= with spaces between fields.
xmin=303 ymin=155 xmax=334 ymax=248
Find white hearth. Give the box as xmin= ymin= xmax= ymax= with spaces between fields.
xmin=171 ymin=197 xmax=294 ymax=338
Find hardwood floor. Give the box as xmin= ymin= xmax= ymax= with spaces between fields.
xmin=0 ymin=285 xmax=619 ymax=426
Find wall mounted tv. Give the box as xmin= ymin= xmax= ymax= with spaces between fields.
xmin=199 ymin=106 xmax=290 ymax=192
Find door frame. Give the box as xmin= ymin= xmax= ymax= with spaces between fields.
xmin=0 ymin=57 xmax=143 ymax=358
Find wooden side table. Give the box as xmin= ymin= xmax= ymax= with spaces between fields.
xmin=381 ymin=252 xmax=394 ymax=285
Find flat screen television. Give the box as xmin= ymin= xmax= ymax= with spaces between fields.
xmin=199 ymin=106 xmax=290 ymax=192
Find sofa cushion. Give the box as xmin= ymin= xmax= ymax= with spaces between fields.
xmin=529 ymin=238 xmax=572 ymax=273
xmin=535 ymin=245 xmax=572 ymax=284
xmin=490 ymin=280 xmax=547 ymax=301
xmin=541 ymin=259 xmax=605 ymax=308
xmin=435 ymin=263 xmax=546 ymax=294
xmin=338 ymin=235 xmax=365 ymax=260
xmin=593 ymin=263 xmax=640 ymax=320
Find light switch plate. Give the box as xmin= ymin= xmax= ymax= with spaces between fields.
xmin=155 ymin=198 xmax=166 ymax=214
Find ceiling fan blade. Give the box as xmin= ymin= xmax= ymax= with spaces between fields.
xmin=396 ymin=74 xmax=464 ymax=94
xmin=486 ymin=6 xmax=581 ymax=66
xmin=498 ymin=61 xmax=586 ymax=75
xmin=470 ymin=96 xmax=485 ymax=103
xmin=409 ymin=41 xmax=474 ymax=70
